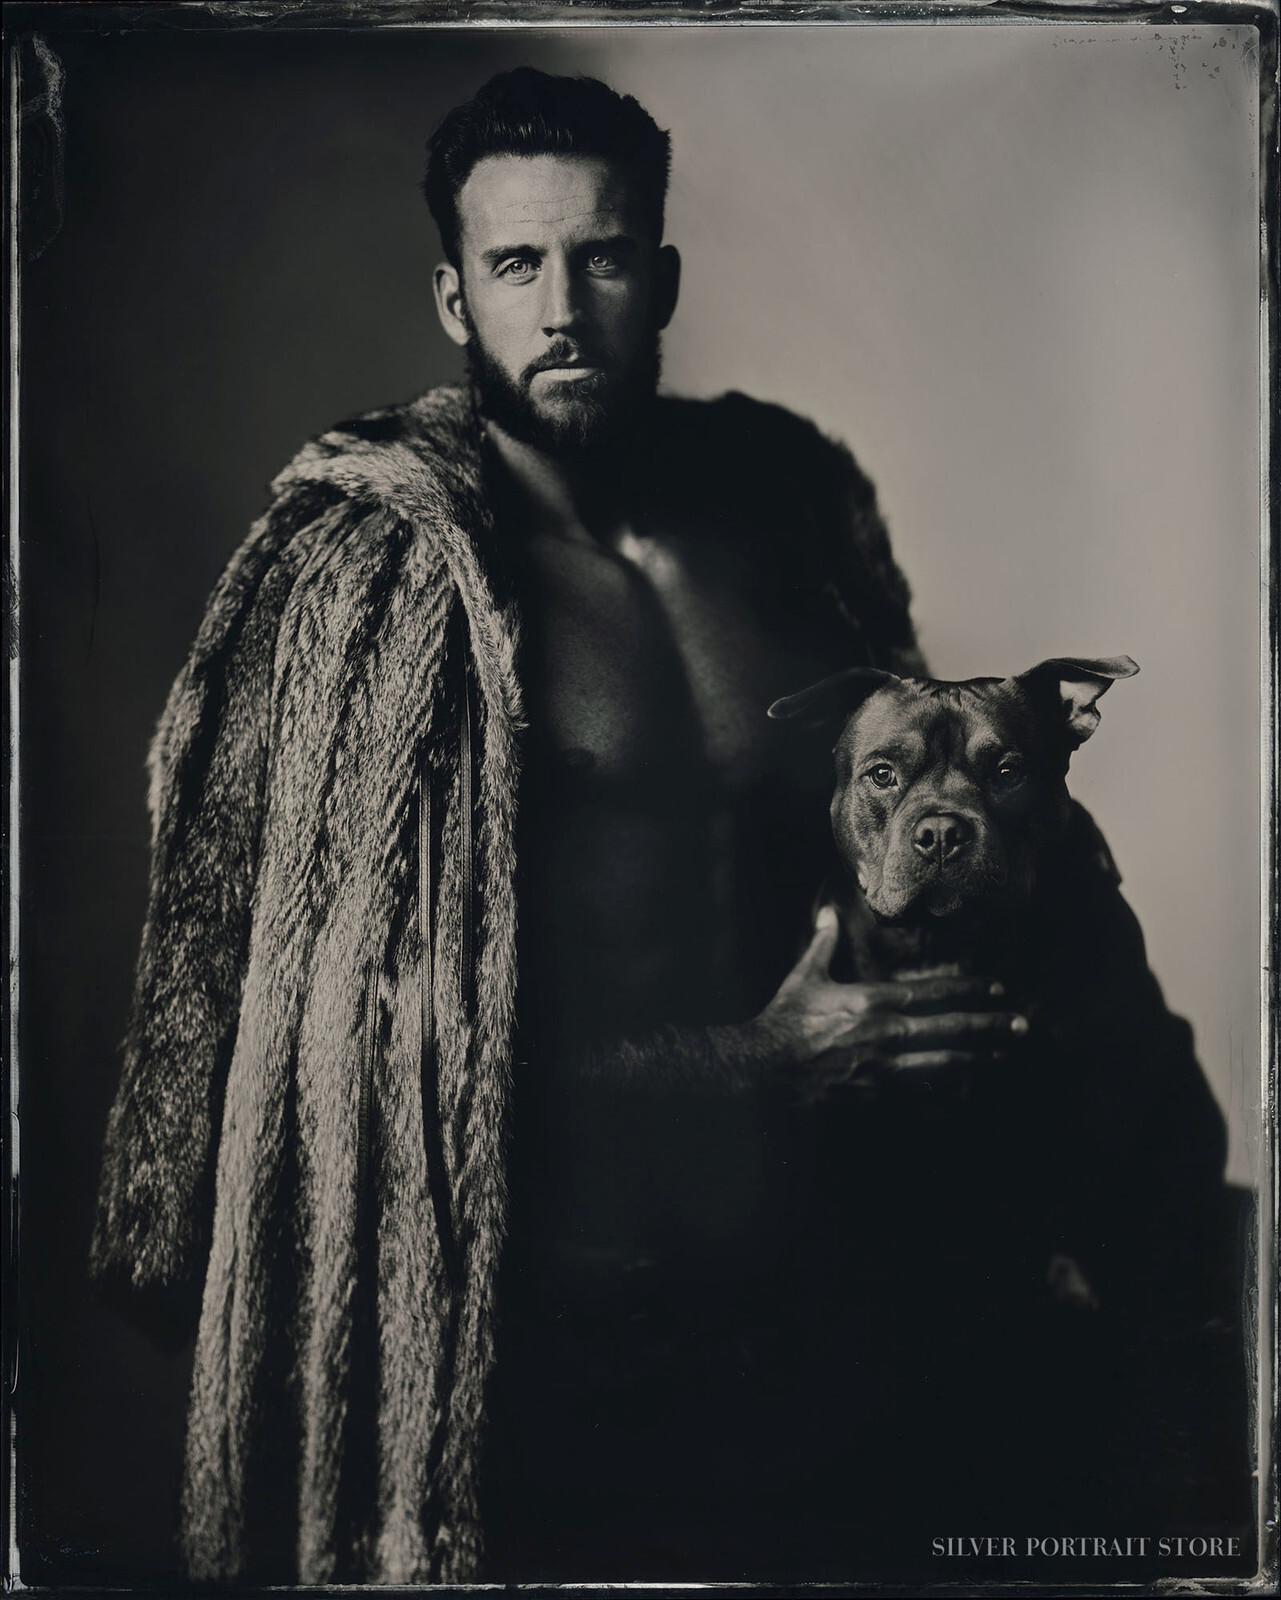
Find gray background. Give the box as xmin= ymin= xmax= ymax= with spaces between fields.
xmin=17 ymin=17 xmax=1262 ymax=1580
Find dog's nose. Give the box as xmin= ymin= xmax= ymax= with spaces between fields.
xmin=912 ymin=813 xmax=973 ymax=864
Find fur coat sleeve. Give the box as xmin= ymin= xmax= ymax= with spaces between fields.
xmin=91 ymin=389 xmax=526 ymax=1585
xmin=89 ymin=480 xmax=348 ymax=1338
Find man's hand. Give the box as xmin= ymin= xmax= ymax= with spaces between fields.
xmin=755 ymin=905 xmax=1028 ymax=1099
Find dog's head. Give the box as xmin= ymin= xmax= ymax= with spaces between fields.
xmin=769 ymin=657 xmax=1137 ymax=924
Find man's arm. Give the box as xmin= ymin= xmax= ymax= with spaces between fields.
xmin=570 ymin=907 xmax=1024 ymax=1097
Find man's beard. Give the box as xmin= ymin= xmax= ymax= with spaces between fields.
xmin=464 ymin=318 xmax=662 ymax=461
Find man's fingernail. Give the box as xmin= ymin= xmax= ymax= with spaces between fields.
xmin=989 ymin=982 xmax=1005 ymax=997
xmin=817 ymin=906 xmax=837 ymax=930
xmin=1010 ymin=1015 xmax=1029 ymax=1035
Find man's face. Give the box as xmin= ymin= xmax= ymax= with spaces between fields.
xmin=435 ymin=153 xmax=677 ymax=456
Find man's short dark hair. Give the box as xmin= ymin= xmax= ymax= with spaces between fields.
xmin=424 ymin=68 xmax=672 ymax=267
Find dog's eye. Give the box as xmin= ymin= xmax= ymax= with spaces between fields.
xmin=995 ymin=757 xmax=1026 ymax=788
xmin=866 ymin=764 xmax=897 ymax=789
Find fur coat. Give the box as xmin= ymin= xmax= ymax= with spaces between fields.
xmin=90 ymin=385 xmax=922 ymax=1585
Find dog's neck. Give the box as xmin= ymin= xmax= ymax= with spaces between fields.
xmin=830 ymin=872 xmax=1042 ymax=989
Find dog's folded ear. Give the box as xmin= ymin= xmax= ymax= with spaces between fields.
xmin=767 ymin=667 xmax=900 ymax=728
xmin=1012 ymin=656 xmax=1139 ymax=747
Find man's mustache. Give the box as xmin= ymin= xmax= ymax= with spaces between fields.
xmin=523 ymin=341 xmax=607 ymax=381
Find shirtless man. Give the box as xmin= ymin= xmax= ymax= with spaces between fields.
xmin=423 ymin=72 xmax=1034 ymax=1577
xmin=94 ymin=69 xmax=1227 ymax=1586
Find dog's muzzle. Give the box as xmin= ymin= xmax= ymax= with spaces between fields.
xmin=910 ymin=812 xmax=974 ymax=868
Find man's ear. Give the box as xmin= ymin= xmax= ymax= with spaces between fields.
xmin=653 ymin=244 xmax=681 ymax=331
xmin=433 ymin=262 xmax=470 ymax=349
xmin=768 ymin=667 xmax=900 ymax=729
xmin=1013 ymin=656 xmax=1139 ymax=747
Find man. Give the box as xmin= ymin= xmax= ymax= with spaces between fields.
xmin=91 ymin=69 xmax=1231 ymax=1585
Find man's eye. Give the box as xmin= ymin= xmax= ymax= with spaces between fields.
xmin=585 ymin=252 xmax=619 ymax=274
xmin=866 ymin=764 xmax=897 ymax=789
xmin=499 ymin=258 xmax=538 ymax=281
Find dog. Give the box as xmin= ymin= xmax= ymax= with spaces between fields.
xmin=768 ymin=654 xmax=1138 ymax=980
xmin=764 ymin=655 xmax=1237 ymax=1531
xmin=766 ymin=657 xmax=1146 ymax=1307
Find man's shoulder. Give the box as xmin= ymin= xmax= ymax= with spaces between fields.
xmin=653 ymin=390 xmax=879 ymax=510
xmin=320 ymin=385 xmax=474 ymax=453
xmin=195 ymin=386 xmax=480 ymax=644
xmin=655 ymin=389 xmax=865 ymax=464
xmin=266 ymin=385 xmax=480 ymax=514
xmin=656 ymin=391 xmax=922 ymax=673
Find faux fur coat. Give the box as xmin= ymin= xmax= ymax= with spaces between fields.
xmin=90 ymin=385 xmax=921 ymax=1585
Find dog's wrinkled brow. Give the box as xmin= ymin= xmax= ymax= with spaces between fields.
xmin=847 ymin=688 xmax=1021 ymax=773
xmin=842 ymin=692 xmax=928 ymax=759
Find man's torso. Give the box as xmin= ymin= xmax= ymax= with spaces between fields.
xmin=486 ymin=447 xmax=856 ymax=1571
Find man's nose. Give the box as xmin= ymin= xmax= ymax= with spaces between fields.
xmin=539 ymin=259 xmax=583 ymax=337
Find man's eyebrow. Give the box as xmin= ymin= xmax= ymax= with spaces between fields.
xmin=579 ymin=233 xmax=639 ymax=252
xmin=478 ymin=242 xmax=543 ymax=269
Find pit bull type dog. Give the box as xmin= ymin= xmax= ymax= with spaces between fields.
xmin=762 ymin=654 xmax=1234 ymax=1534
xmin=766 ymin=655 xmax=1170 ymax=1303
xmin=744 ymin=652 xmax=1244 ymax=1550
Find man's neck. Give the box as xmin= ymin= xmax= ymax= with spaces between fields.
xmin=484 ymin=418 xmax=635 ymax=546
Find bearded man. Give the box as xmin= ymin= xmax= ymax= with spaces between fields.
xmin=91 ymin=68 xmax=1232 ymax=1587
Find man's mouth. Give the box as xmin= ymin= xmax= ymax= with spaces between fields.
xmin=533 ymin=363 xmax=603 ymax=382
xmin=526 ymin=341 xmax=608 ymax=383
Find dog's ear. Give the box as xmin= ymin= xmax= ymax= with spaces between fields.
xmin=1013 ymin=656 xmax=1139 ymax=747
xmin=768 ymin=667 xmax=900 ymax=728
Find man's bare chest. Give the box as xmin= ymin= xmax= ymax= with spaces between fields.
xmin=515 ymin=518 xmax=809 ymax=794
xmin=507 ymin=508 xmax=846 ymax=1041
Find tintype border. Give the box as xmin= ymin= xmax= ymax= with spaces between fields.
xmin=3 ymin=2 xmax=1277 ymax=1594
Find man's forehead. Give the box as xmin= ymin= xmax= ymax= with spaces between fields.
xmin=457 ymin=153 xmax=641 ymax=241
